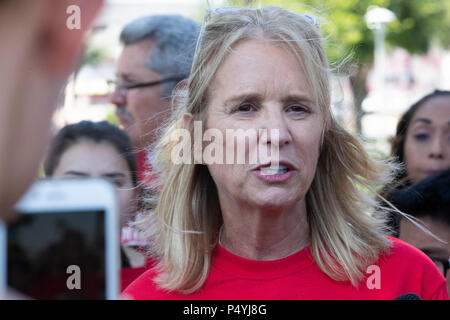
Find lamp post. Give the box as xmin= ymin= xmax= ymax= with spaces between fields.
xmin=364 ymin=6 xmax=396 ymax=92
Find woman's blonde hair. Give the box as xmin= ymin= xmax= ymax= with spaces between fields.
xmin=139 ymin=6 xmax=396 ymax=294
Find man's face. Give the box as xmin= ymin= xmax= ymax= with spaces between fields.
xmin=110 ymin=40 xmax=171 ymax=149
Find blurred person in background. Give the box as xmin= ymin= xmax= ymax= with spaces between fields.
xmin=109 ymin=15 xmax=200 ymax=183
xmin=383 ymin=90 xmax=450 ymax=235
xmin=0 ymin=0 xmax=103 ymax=219
xmin=123 ymin=6 xmax=447 ymax=300
xmin=44 ymin=121 xmax=154 ymax=291
xmin=390 ymin=169 xmax=450 ymax=296
xmin=390 ymin=90 xmax=450 ymax=187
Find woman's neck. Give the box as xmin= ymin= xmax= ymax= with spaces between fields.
xmin=219 ymin=201 xmax=310 ymax=261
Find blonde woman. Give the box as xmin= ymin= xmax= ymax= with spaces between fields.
xmin=123 ymin=6 xmax=448 ymax=299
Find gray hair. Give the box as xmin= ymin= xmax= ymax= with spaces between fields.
xmin=120 ymin=15 xmax=200 ymax=98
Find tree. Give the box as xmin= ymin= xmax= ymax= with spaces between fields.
xmin=228 ymin=0 xmax=450 ymax=133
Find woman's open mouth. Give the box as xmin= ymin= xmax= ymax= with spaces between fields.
xmin=253 ymin=162 xmax=295 ymax=182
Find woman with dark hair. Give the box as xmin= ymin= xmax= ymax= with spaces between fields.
xmin=45 ymin=121 xmax=138 ymax=226
xmin=390 ymin=90 xmax=450 ymax=185
xmin=384 ymin=90 xmax=450 ymax=237
xmin=44 ymin=120 xmax=153 ymax=290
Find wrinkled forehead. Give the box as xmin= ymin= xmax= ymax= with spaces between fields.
xmin=207 ymin=38 xmax=314 ymax=102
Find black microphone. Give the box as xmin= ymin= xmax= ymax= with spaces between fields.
xmin=394 ymin=293 xmax=422 ymax=300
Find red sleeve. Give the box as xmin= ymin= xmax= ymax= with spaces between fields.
xmin=121 ymin=257 xmax=158 ymax=296
xmin=121 ymin=266 xmax=148 ymax=292
xmin=428 ymin=282 xmax=449 ymax=300
xmin=121 ymin=268 xmax=158 ymax=300
xmin=386 ymin=237 xmax=449 ymax=300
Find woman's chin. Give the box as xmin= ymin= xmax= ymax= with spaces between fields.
xmin=248 ymin=192 xmax=301 ymax=212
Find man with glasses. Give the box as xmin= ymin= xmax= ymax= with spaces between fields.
xmin=391 ymin=169 xmax=450 ymax=296
xmin=109 ymin=15 xmax=199 ymax=182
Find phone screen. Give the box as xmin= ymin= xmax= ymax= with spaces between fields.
xmin=7 ymin=210 xmax=106 ymax=300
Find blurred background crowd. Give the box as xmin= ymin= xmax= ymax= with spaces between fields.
xmin=59 ymin=0 xmax=450 ymax=155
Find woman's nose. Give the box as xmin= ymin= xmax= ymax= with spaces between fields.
xmin=429 ymin=135 xmax=444 ymax=159
xmin=261 ymin=110 xmax=292 ymax=147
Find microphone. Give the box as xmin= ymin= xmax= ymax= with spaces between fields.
xmin=394 ymin=293 xmax=422 ymax=300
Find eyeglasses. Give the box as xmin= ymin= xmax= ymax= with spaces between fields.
xmin=430 ymin=257 xmax=450 ymax=277
xmin=107 ymin=76 xmax=183 ymax=92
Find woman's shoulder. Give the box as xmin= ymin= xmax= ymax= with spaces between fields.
xmin=382 ymin=236 xmax=436 ymax=271
xmin=385 ymin=236 xmax=432 ymax=262
xmin=121 ymin=266 xmax=160 ymax=300
xmin=121 ymin=262 xmax=190 ymax=300
xmin=377 ymin=236 xmax=448 ymax=300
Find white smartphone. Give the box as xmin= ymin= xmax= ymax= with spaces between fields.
xmin=0 ymin=178 xmax=120 ymax=300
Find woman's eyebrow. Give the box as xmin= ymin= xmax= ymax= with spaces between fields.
xmin=63 ymin=171 xmax=89 ymax=177
xmin=101 ymin=173 xmax=126 ymax=179
xmin=412 ymin=118 xmax=450 ymax=127
xmin=63 ymin=172 xmax=126 ymax=179
xmin=282 ymin=94 xmax=313 ymax=104
xmin=413 ymin=118 xmax=432 ymax=124
xmin=223 ymin=93 xmax=264 ymax=105
xmin=223 ymin=92 xmax=313 ymax=105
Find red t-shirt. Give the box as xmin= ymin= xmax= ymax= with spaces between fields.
xmin=136 ymin=151 xmax=151 ymax=184
xmin=136 ymin=150 xmax=162 ymax=191
xmin=121 ymin=257 xmax=156 ymax=292
xmin=122 ymin=237 xmax=448 ymax=300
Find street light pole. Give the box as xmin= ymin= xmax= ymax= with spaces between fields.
xmin=365 ymin=6 xmax=396 ymax=92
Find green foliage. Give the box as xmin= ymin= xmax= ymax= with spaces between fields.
xmin=105 ymin=110 xmax=119 ymax=126
xmin=227 ymin=0 xmax=450 ymax=63
xmin=387 ymin=0 xmax=450 ymax=53
xmin=219 ymin=0 xmax=450 ymax=133
xmin=82 ymin=46 xmax=108 ymax=67
xmin=38 ymin=166 xmax=45 ymax=179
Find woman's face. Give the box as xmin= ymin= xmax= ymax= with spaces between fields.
xmin=52 ymin=139 xmax=137 ymax=228
xmin=404 ymin=96 xmax=450 ymax=183
xmin=205 ymin=39 xmax=323 ymax=210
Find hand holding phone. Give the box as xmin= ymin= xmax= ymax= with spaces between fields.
xmin=0 ymin=178 xmax=120 ymax=300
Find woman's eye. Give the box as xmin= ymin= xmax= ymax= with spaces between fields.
xmin=414 ymin=133 xmax=430 ymax=141
xmin=235 ymin=103 xmax=256 ymax=113
xmin=286 ymin=104 xmax=309 ymax=115
xmin=288 ymin=105 xmax=305 ymax=111
xmin=110 ymin=179 xmax=123 ymax=188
